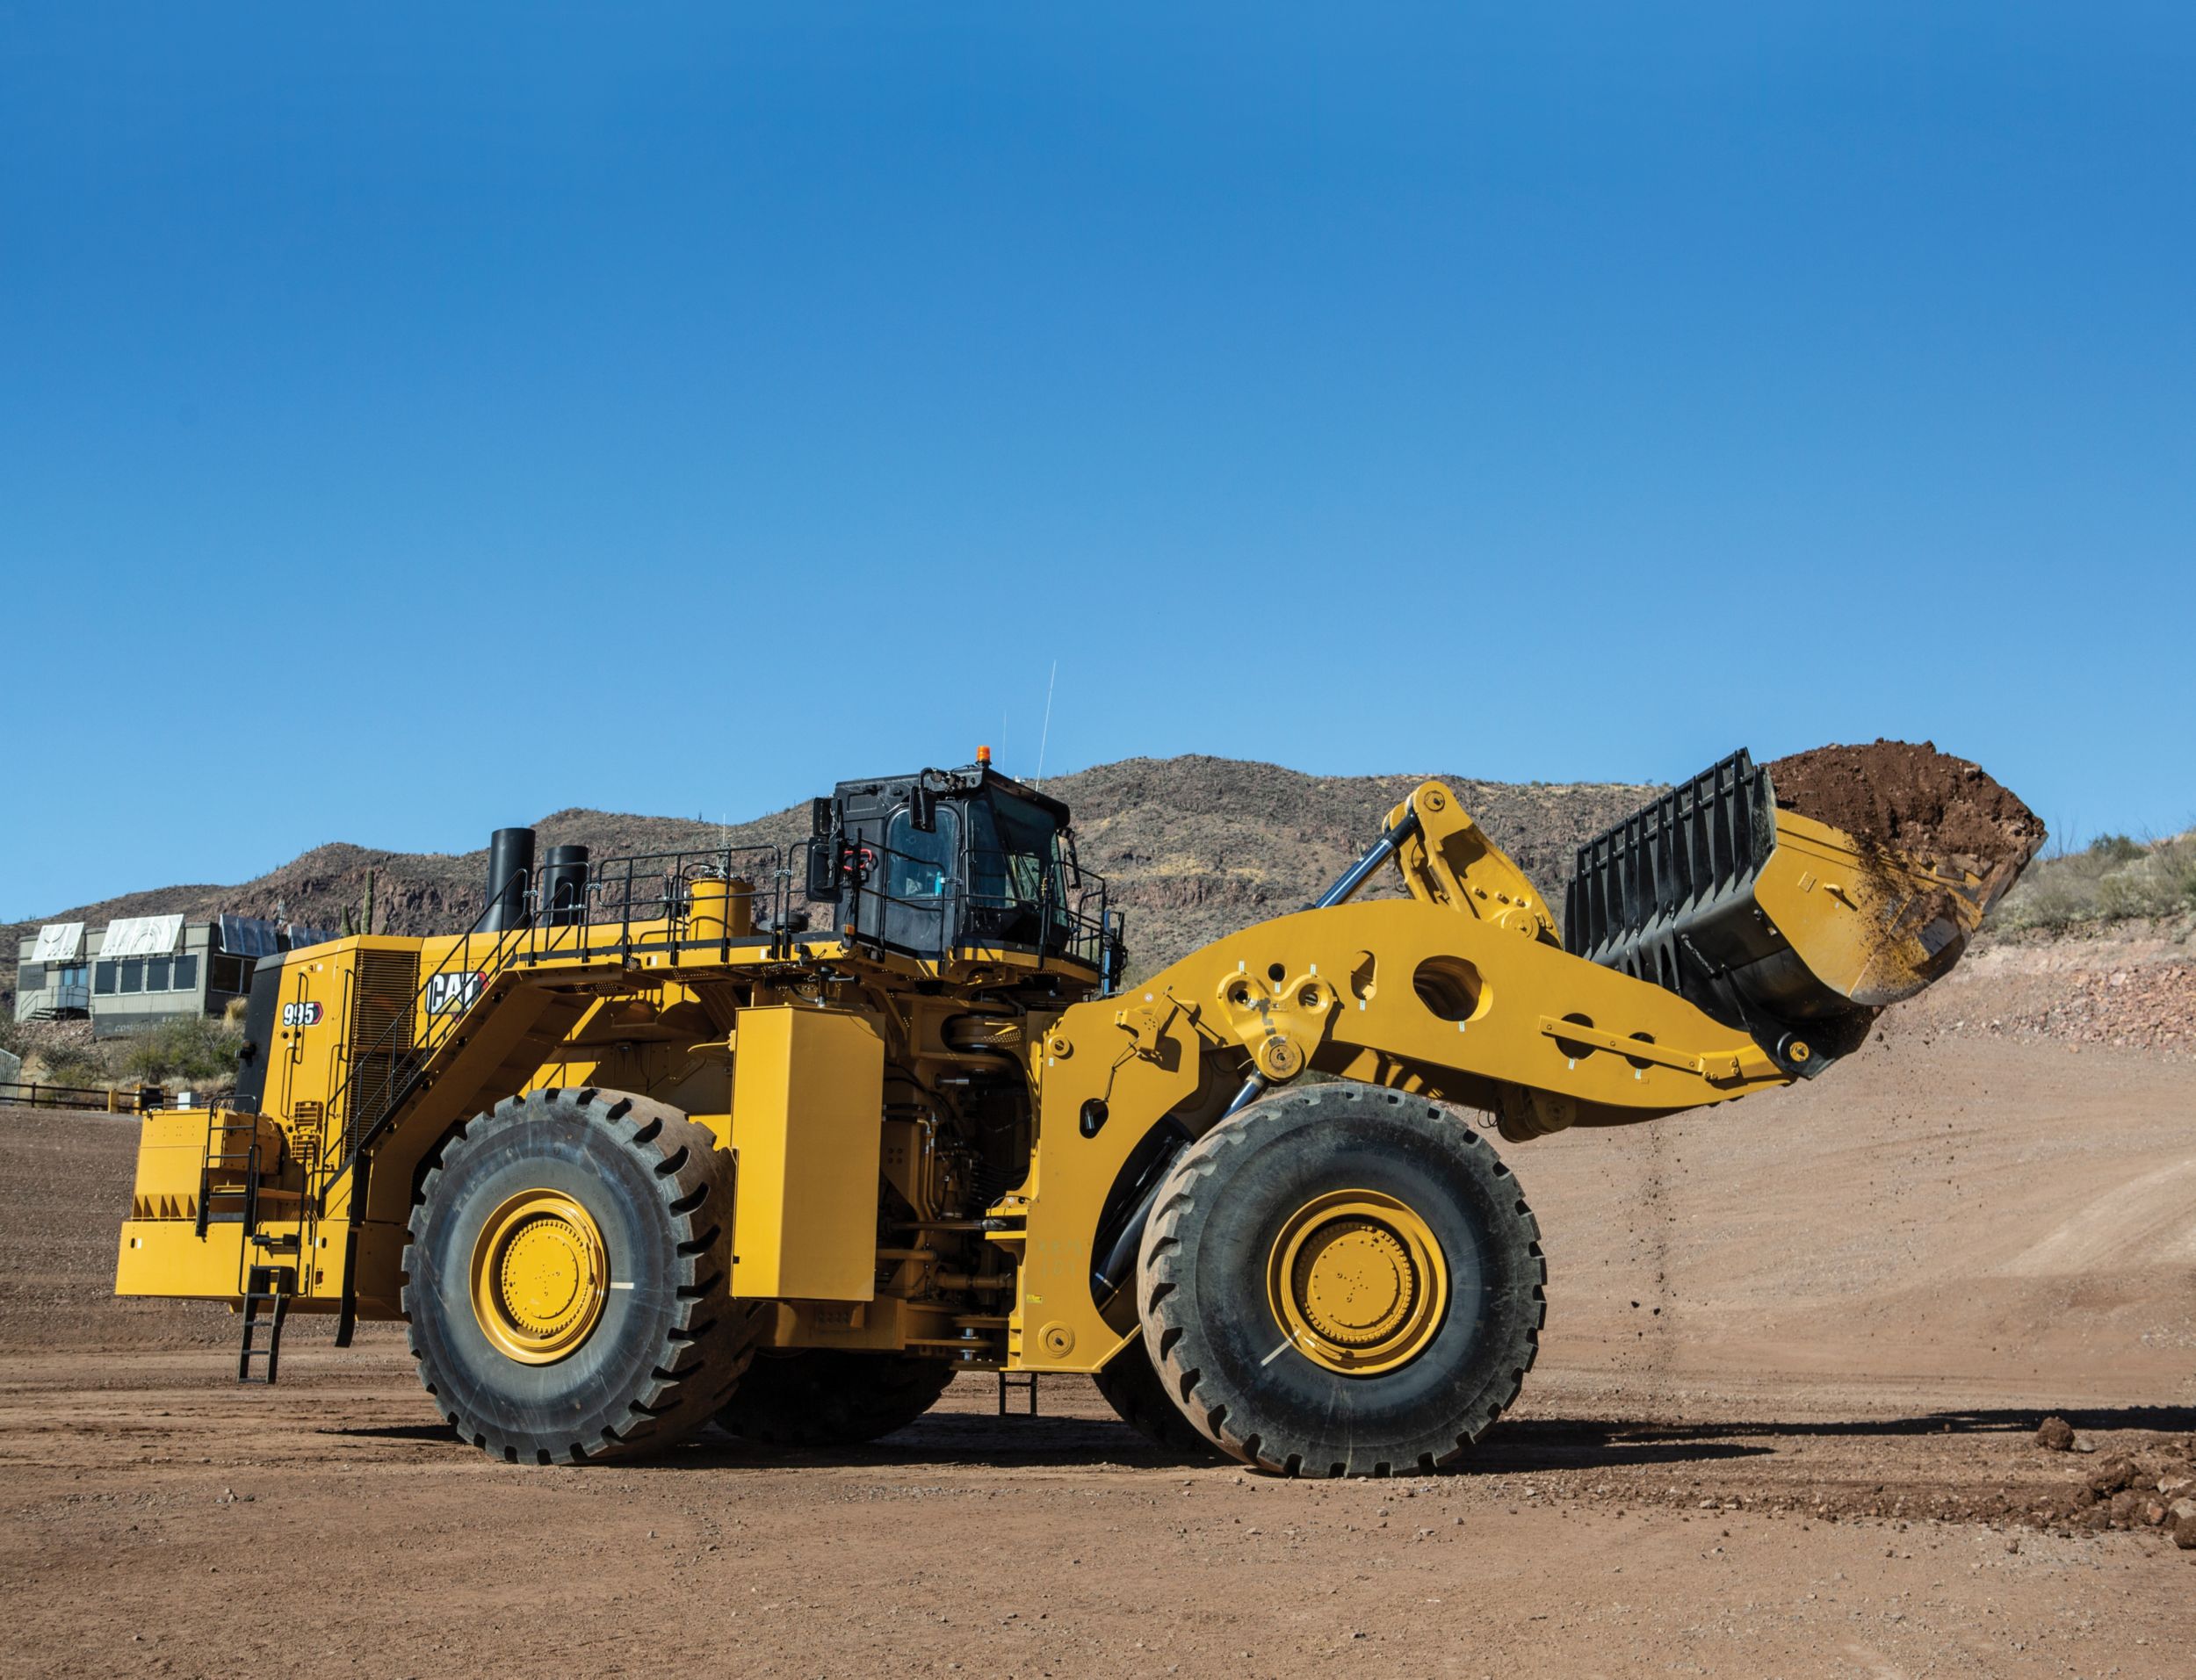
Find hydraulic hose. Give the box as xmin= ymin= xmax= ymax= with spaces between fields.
xmin=1222 ymin=806 xmax=1424 ymax=1116
xmin=1094 ymin=808 xmax=1425 ymax=1302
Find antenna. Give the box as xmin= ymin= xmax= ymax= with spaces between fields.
xmin=1036 ymin=659 xmax=1058 ymax=784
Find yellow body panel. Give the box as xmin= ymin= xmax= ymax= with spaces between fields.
xmin=1388 ymin=782 xmax=1560 ymax=942
xmin=118 ymin=1219 xmax=253 ymax=1300
xmin=129 ymin=1112 xmax=222 ymax=1221
xmin=730 ymin=1006 xmax=887 ymax=1302
xmin=1757 ymin=810 xmax=1993 ymax=1009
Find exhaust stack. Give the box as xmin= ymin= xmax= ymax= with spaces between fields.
xmin=482 ymin=827 xmax=537 ymax=931
xmin=542 ymin=845 xmax=590 ymax=927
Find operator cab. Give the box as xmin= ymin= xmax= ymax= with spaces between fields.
xmin=807 ymin=754 xmax=1119 ymax=982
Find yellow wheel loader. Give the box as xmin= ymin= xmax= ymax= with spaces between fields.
xmin=115 ymin=747 xmax=2031 ymax=1474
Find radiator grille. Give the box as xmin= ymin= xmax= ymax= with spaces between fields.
xmin=343 ymin=949 xmax=422 ymax=1159
xmin=351 ymin=950 xmax=421 ymax=1056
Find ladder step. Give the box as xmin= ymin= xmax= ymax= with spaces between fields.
xmin=237 ymin=1265 xmax=294 ymax=1386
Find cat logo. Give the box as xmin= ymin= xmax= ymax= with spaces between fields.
xmin=426 ymin=971 xmax=486 ymax=1014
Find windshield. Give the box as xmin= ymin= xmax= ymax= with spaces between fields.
xmin=967 ymin=792 xmax=1064 ymax=911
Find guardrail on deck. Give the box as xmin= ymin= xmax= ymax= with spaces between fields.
xmin=0 ymin=1081 xmax=170 ymax=1114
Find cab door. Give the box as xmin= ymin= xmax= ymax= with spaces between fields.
xmin=878 ymin=803 xmax=959 ymax=957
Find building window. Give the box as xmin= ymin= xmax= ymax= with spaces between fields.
xmin=119 ymin=959 xmax=144 ymax=994
xmin=148 ymin=956 xmax=172 ymax=991
xmin=95 ymin=961 xmax=118 ymax=995
xmin=172 ymin=955 xmax=199 ymax=991
xmin=212 ymin=954 xmax=251 ymax=995
xmin=60 ymin=964 xmax=87 ymax=990
xmin=18 ymin=963 xmax=42 ymax=991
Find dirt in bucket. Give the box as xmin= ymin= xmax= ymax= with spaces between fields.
xmin=1766 ymin=739 xmax=2047 ymax=886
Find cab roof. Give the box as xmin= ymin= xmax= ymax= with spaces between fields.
xmin=829 ymin=761 xmax=1073 ymax=827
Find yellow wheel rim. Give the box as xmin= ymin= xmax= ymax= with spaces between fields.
xmin=1266 ymin=1189 xmax=1448 ymax=1376
xmin=469 ymin=1189 xmax=609 ymax=1365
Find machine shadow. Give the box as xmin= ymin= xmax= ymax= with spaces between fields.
xmin=1573 ymin=1406 xmax=2196 ymax=1441
xmin=329 ymin=1403 xmax=2189 ymax=1473
xmin=324 ymin=1423 xmax=473 ymax=1444
xmin=658 ymin=1413 xmax=1772 ymax=1476
xmin=1458 ymin=1406 xmax=2196 ymax=1475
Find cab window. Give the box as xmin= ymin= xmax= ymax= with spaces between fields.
xmin=968 ymin=793 xmax=1065 ymax=912
xmin=885 ymin=805 xmax=957 ymax=900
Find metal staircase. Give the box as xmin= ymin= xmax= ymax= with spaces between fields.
xmin=195 ymin=1116 xmax=267 ymax=1239
xmin=329 ymin=920 xmax=535 ymax=1184
xmin=191 ymin=1118 xmax=307 ymax=1383
xmin=276 ymin=840 xmax=785 ymax=1338
xmin=236 ymin=1264 xmax=293 ymax=1383
xmin=30 ymin=983 xmax=90 ymax=1021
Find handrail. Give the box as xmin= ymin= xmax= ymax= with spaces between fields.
xmin=831 ymin=836 xmax=1112 ymax=969
xmin=1 ymin=1080 xmax=163 ymax=1114
xmin=319 ymin=828 xmax=1116 ymax=1194
xmin=321 ymin=841 xmax=792 ymax=1192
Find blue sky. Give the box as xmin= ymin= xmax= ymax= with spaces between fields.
xmin=4 ymin=4 xmax=2191 ymax=919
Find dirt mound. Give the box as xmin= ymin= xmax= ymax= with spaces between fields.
xmin=1768 ymin=740 xmax=2047 ymax=887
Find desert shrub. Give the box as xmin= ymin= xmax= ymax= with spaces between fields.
xmin=2095 ymin=835 xmax=2196 ymax=920
xmin=35 ymin=1041 xmax=119 ymax=1086
xmin=1992 ymin=831 xmax=2196 ymax=932
xmin=117 ymin=1015 xmax=244 ymax=1087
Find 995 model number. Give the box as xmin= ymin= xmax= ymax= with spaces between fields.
xmin=281 ymin=1001 xmax=324 ymax=1027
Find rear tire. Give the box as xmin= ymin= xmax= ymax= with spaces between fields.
xmin=1093 ymin=1335 xmax=1226 ymax=1460
xmin=1138 ymin=1082 xmax=1544 ymax=1477
xmin=401 ymin=1087 xmax=760 ymax=1464
xmin=715 ymin=1349 xmax=955 ymax=1447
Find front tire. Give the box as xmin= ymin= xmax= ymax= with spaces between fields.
xmin=401 ymin=1086 xmax=759 ymax=1464
xmin=1138 ymin=1082 xmax=1544 ymax=1477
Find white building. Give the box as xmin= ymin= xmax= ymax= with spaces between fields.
xmin=15 ymin=914 xmax=336 ymax=1037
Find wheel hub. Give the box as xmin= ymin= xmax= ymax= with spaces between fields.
xmin=1268 ymin=1190 xmax=1448 ymax=1375
xmin=1292 ymin=1219 xmax=1416 ymax=1345
xmin=470 ymin=1190 xmax=608 ymax=1364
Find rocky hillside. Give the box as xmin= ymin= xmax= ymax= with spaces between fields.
xmin=1046 ymin=757 xmax=1656 ymax=970
xmin=2 ymin=755 xmax=1658 ymax=1003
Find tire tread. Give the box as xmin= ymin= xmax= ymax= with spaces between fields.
xmin=1139 ymin=1083 xmax=1547 ymax=1478
xmin=401 ymin=1087 xmax=762 ymax=1464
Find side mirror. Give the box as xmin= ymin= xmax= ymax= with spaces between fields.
xmin=804 ymin=837 xmax=842 ymax=901
xmin=910 ymin=785 xmax=935 ymax=833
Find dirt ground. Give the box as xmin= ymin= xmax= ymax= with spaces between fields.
xmin=4 ymin=968 xmax=2193 ymax=1677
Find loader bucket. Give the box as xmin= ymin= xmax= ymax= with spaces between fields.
xmin=1564 ymin=749 xmax=2038 ymax=1076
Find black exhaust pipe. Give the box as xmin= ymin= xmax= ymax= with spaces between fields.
xmin=483 ymin=827 xmax=537 ymax=931
xmin=542 ymin=845 xmax=589 ymax=927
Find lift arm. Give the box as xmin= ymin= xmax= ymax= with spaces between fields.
xmin=1000 ymin=779 xmax=1790 ymax=1376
